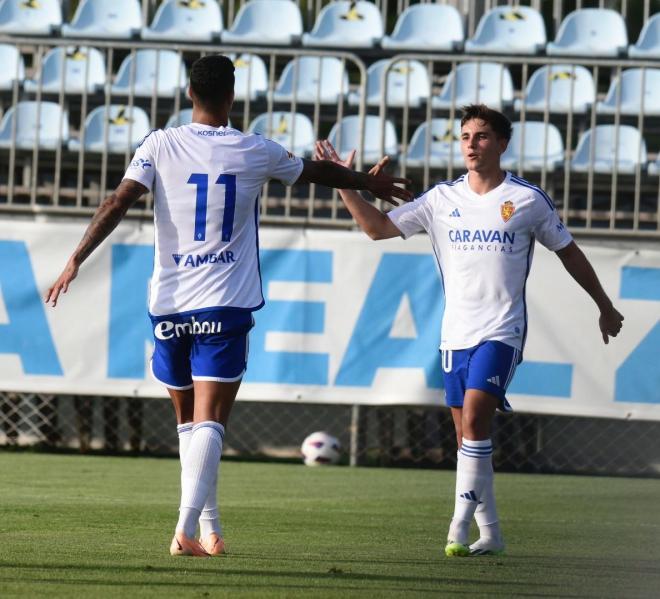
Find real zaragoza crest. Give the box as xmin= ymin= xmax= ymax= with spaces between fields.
xmin=500 ymin=200 xmax=515 ymax=222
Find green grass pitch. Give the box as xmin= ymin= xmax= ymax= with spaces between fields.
xmin=0 ymin=452 xmax=659 ymax=598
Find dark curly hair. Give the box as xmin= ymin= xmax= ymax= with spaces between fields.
xmin=460 ymin=104 xmax=512 ymax=142
xmin=189 ymin=55 xmax=235 ymax=108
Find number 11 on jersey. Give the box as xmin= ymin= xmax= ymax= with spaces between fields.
xmin=187 ymin=173 xmax=237 ymax=243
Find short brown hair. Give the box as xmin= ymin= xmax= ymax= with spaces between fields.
xmin=460 ymin=104 xmax=512 ymax=142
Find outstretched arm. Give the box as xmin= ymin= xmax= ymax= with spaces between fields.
xmin=555 ymin=241 xmax=624 ymax=344
xmin=311 ymin=140 xmax=404 ymax=240
xmin=45 ymin=179 xmax=148 ymax=307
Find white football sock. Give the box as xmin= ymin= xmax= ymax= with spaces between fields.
xmin=448 ymin=438 xmax=493 ymax=545
xmin=176 ymin=421 xmax=224 ymax=539
xmin=474 ymin=457 xmax=502 ymax=542
xmin=177 ymin=422 xmax=222 ymax=539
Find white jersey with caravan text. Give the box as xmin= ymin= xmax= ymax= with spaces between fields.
xmin=388 ymin=171 xmax=573 ymax=352
xmin=123 ymin=124 xmax=303 ymax=317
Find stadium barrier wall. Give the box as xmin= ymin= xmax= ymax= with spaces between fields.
xmin=1 ymin=217 xmax=658 ymax=420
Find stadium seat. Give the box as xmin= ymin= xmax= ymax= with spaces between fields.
xmin=647 ymin=156 xmax=660 ymax=176
xmin=68 ymin=105 xmax=150 ymax=153
xmin=0 ymin=0 xmax=61 ymax=35
xmin=230 ymin=53 xmax=268 ymax=101
xmin=272 ymin=56 xmax=349 ymax=105
xmin=61 ymin=0 xmax=142 ymax=39
xmin=380 ymin=3 xmax=463 ymax=51
xmin=501 ymin=121 xmax=565 ymax=172
xmin=514 ymin=64 xmax=595 ymax=114
xmin=221 ymin=0 xmax=303 ymax=46
xmin=247 ymin=112 xmax=314 ymax=157
xmin=465 ymin=6 xmax=546 ymax=55
xmin=571 ymin=125 xmax=646 ymax=174
xmin=69 ymin=106 xmax=147 ymax=154
xmin=165 ymin=108 xmax=194 ymax=128
xmin=142 ymin=0 xmax=223 ymax=42
xmin=327 ymin=115 xmax=398 ymax=163
xmin=24 ymin=46 xmax=106 ymax=95
xmin=432 ymin=62 xmax=513 ymax=111
xmin=596 ymin=68 xmax=660 ymax=116
xmin=348 ymin=59 xmax=430 ymax=108
xmin=629 ymin=13 xmax=660 ymax=58
xmin=0 ymin=43 xmax=25 ymax=90
xmin=403 ymin=118 xmax=461 ymax=168
xmin=546 ymin=9 xmax=628 ymax=57
xmin=111 ymin=50 xmax=187 ymax=98
xmin=0 ymin=101 xmax=69 ymax=150
xmin=302 ymin=1 xmax=384 ymax=48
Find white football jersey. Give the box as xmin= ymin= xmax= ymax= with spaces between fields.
xmin=123 ymin=124 xmax=303 ymax=316
xmin=388 ymin=171 xmax=572 ymax=352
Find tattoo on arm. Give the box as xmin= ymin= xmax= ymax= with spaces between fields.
xmin=73 ymin=179 xmax=147 ymax=265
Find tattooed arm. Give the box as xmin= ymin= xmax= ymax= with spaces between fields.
xmin=45 ymin=179 xmax=148 ymax=307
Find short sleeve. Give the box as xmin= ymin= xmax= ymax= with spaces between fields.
xmin=532 ymin=191 xmax=573 ymax=251
xmin=264 ymin=139 xmax=304 ymax=185
xmin=387 ymin=191 xmax=434 ymax=239
xmin=123 ymin=130 xmax=158 ymax=191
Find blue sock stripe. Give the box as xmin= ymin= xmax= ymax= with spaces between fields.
xmin=461 ymin=443 xmax=492 ymax=452
xmin=177 ymin=423 xmax=193 ymax=434
xmin=460 ymin=449 xmax=492 ymax=458
xmin=192 ymin=421 xmax=225 ymax=442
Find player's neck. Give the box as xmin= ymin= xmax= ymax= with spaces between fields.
xmin=191 ymin=107 xmax=230 ymax=128
xmin=466 ymin=168 xmax=506 ymax=196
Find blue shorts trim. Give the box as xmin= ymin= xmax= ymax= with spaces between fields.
xmin=150 ymin=308 xmax=254 ymax=389
xmin=441 ymin=341 xmax=520 ymax=411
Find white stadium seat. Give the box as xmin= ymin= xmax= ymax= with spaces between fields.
xmin=142 ymin=0 xmax=223 ymax=42
xmin=247 ymin=112 xmax=315 ymax=157
xmin=221 ymin=0 xmax=303 ymax=46
xmin=465 ymin=6 xmax=546 ymax=55
xmin=597 ymin=68 xmax=660 ymax=116
xmin=68 ymin=105 xmax=150 ymax=154
xmin=571 ymin=125 xmax=646 ymax=174
xmin=111 ymin=50 xmax=187 ymax=98
xmin=381 ymin=3 xmax=463 ymax=51
xmin=62 ymin=0 xmax=142 ymax=39
xmin=272 ymin=56 xmax=349 ymax=105
xmin=546 ymin=9 xmax=628 ymax=57
xmin=25 ymin=46 xmax=106 ymax=95
xmin=0 ymin=43 xmax=25 ymax=90
xmin=404 ymin=118 xmax=462 ymax=168
xmin=302 ymin=1 xmax=384 ymax=48
xmin=501 ymin=121 xmax=565 ymax=172
xmin=327 ymin=115 xmax=398 ymax=164
xmin=0 ymin=101 xmax=69 ymax=150
xmin=0 ymin=0 xmax=61 ymax=36
xmin=629 ymin=13 xmax=660 ymax=58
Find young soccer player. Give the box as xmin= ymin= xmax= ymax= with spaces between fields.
xmin=315 ymin=104 xmax=624 ymax=557
xmin=45 ymin=54 xmax=411 ymax=558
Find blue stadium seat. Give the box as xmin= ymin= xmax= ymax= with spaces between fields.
xmin=0 ymin=43 xmax=25 ymax=90
xmin=629 ymin=13 xmax=660 ymax=58
xmin=465 ymin=6 xmax=546 ymax=55
xmin=514 ymin=64 xmax=595 ymax=114
xmin=24 ymin=46 xmax=106 ymax=95
xmin=62 ymin=0 xmax=142 ymax=39
xmin=230 ymin=53 xmax=268 ymax=101
xmin=381 ymin=3 xmax=463 ymax=51
xmin=302 ymin=1 xmax=384 ymax=48
xmin=0 ymin=101 xmax=69 ymax=150
xmin=111 ymin=50 xmax=187 ymax=98
xmin=68 ymin=105 xmax=150 ymax=154
xmin=501 ymin=121 xmax=564 ymax=172
xmin=221 ymin=0 xmax=302 ymax=46
xmin=327 ymin=115 xmax=398 ymax=164
xmin=597 ymin=68 xmax=660 ymax=116
xmin=348 ymin=59 xmax=430 ymax=108
xmin=273 ymin=56 xmax=349 ymax=105
xmin=0 ymin=0 xmax=61 ymax=35
xmin=404 ymin=118 xmax=461 ymax=168
xmin=247 ymin=112 xmax=315 ymax=157
xmin=546 ymin=9 xmax=628 ymax=57
xmin=432 ymin=62 xmax=513 ymax=111
xmin=142 ymin=0 xmax=223 ymax=42
xmin=571 ymin=125 xmax=646 ymax=174
xmin=165 ymin=108 xmax=194 ymax=129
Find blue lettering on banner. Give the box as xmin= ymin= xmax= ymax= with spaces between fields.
xmin=0 ymin=241 xmax=62 ymax=375
xmin=615 ymin=266 xmax=660 ymax=404
xmin=508 ymin=362 xmax=573 ymax=397
xmin=245 ymin=250 xmax=331 ymax=385
xmin=107 ymin=244 xmax=153 ymax=379
xmin=335 ymin=254 xmax=444 ymax=388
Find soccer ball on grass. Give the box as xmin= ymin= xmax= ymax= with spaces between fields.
xmin=300 ymin=431 xmax=341 ymax=466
